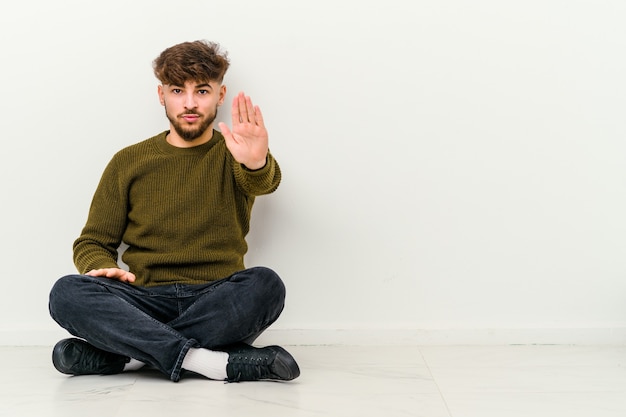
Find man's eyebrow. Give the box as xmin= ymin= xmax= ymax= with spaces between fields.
xmin=166 ymin=83 xmax=213 ymax=90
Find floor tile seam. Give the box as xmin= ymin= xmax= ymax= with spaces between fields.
xmin=417 ymin=347 xmax=455 ymax=417
xmin=107 ymin=378 xmax=144 ymax=417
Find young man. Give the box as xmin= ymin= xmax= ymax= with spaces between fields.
xmin=48 ymin=40 xmax=299 ymax=383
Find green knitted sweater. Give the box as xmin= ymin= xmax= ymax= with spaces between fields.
xmin=73 ymin=130 xmax=281 ymax=287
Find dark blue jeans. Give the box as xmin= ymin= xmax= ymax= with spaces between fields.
xmin=49 ymin=267 xmax=286 ymax=382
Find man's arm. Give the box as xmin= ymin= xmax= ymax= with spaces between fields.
xmin=73 ymin=156 xmax=131 ymax=282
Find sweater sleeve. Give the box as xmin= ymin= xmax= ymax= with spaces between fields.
xmin=73 ymin=155 xmax=128 ymax=273
xmin=232 ymin=151 xmax=282 ymax=196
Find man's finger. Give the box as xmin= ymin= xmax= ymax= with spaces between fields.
xmin=244 ymin=95 xmax=256 ymax=123
xmin=253 ymin=105 xmax=265 ymax=128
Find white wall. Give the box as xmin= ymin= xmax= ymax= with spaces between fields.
xmin=1 ymin=0 xmax=625 ymax=346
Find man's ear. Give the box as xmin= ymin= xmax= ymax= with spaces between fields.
xmin=218 ymin=84 xmax=227 ymax=106
xmin=158 ymin=84 xmax=165 ymax=106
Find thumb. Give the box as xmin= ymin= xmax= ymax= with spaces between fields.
xmin=218 ymin=122 xmax=231 ymax=138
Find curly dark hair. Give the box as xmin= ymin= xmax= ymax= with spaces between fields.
xmin=153 ymin=40 xmax=230 ymax=85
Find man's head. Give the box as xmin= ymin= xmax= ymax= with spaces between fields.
xmin=153 ymin=41 xmax=230 ymax=144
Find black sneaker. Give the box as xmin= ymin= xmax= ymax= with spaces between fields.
xmin=52 ymin=338 xmax=128 ymax=376
xmin=224 ymin=343 xmax=300 ymax=382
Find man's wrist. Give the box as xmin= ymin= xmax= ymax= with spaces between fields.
xmin=243 ymin=156 xmax=268 ymax=171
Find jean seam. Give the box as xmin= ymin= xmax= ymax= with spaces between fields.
xmin=169 ymin=279 xmax=228 ymax=327
xmin=170 ymin=338 xmax=198 ymax=382
xmin=86 ymin=275 xmax=193 ymax=377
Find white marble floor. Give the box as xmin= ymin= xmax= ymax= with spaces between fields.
xmin=1 ymin=344 xmax=626 ymax=417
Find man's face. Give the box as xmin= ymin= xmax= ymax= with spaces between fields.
xmin=159 ymin=80 xmax=226 ymax=142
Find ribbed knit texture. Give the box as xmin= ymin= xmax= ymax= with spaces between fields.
xmin=73 ymin=130 xmax=281 ymax=287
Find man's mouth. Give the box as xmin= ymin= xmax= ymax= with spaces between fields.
xmin=181 ymin=114 xmax=200 ymax=123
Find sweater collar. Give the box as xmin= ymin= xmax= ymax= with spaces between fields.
xmin=154 ymin=130 xmax=223 ymax=155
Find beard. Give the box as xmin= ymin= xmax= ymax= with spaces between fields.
xmin=165 ymin=104 xmax=218 ymax=142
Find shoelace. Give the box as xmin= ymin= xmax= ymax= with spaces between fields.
xmin=72 ymin=343 xmax=120 ymax=373
xmin=229 ymin=354 xmax=272 ymax=382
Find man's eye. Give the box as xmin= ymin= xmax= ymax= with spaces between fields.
xmin=198 ymin=90 xmax=209 ymax=95
xmin=172 ymin=89 xmax=182 ymax=94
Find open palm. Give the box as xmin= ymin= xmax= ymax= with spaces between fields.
xmin=219 ymin=92 xmax=269 ymax=170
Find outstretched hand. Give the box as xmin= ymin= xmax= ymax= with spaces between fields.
xmin=86 ymin=268 xmax=136 ymax=283
xmin=218 ymin=92 xmax=269 ymax=170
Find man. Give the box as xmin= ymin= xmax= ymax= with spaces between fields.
xmin=48 ymin=40 xmax=299 ymax=383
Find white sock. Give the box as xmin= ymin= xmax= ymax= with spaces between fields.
xmin=182 ymin=348 xmax=229 ymax=380
xmin=123 ymin=358 xmax=145 ymax=372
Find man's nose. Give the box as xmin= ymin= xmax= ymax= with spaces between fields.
xmin=184 ymin=92 xmax=197 ymax=109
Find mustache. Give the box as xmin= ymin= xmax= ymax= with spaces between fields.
xmin=178 ymin=110 xmax=204 ymax=117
